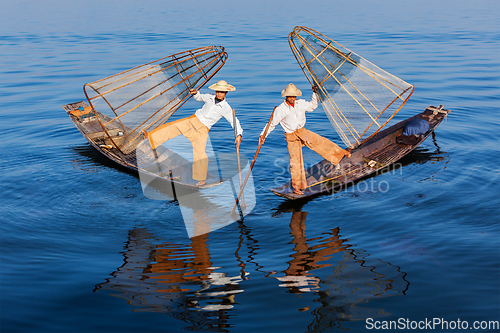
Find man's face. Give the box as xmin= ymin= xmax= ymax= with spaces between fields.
xmin=285 ymin=96 xmax=296 ymax=105
xmin=216 ymin=91 xmax=227 ymax=100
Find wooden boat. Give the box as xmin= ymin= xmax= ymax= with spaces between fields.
xmin=62 ymin=46 xmax=228 ymax=188
xmin=271 ymin=105 xmax=450 ymax=200
xmin=271 ymin=27 xmax=450 ymax=200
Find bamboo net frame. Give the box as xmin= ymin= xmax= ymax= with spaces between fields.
xmin=288 ymin=27 xmax=414 ymax=148
xmin=83 ymin=46 xmax=228 ymax=154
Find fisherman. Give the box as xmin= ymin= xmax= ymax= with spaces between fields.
xmin=144 ymin=80 xmax=243 ymax=186
xmin=259 ymin=83 xmax=350 ymax=195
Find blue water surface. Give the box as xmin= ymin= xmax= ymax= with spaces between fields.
xmin=1 ymin=1 xmax=499 ymax=332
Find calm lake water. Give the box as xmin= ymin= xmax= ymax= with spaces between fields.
xmin=1 ymin=1 xmax=499 ymax=332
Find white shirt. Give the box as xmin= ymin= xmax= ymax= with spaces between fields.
xmin=193 ymin=92 xmax=243 ymax=137
xmin=261 ymin=93 xmax=319 ymax=137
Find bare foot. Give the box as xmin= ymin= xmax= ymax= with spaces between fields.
xmin=344 ymin=148 xmax=352 ymax=158
xmin=141 ymin=129 xmax=148 ymax=139
xmin=196 ymin=180 xmax=207 ymax=186
xmin=293 ymin=189 xmax=304 ymax=195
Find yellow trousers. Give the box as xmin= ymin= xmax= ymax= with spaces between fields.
xmin=148 ymin=115 xmax=209 ymax=181
xmin=285 ymin=127 xmax=346 ymax=191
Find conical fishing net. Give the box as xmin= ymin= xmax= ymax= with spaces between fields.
xmin=83 ymin=46 xmax=227 ymax=154
xmin=289 ymin=27 xmax=414 ymax=148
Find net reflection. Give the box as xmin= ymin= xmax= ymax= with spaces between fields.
xmin=94 ymin=228 xmax=245 ymax=331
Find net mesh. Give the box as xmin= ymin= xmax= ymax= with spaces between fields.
xmin=289 ymin=27 xmax=414 ymax=148
xmin=84 ymin=46 xmax=227 ymax=154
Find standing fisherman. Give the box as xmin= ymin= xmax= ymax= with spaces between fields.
xmin=259 ymin=83 xmax=350 ymax=195
xmin=145 ymin=80 xmax=243 ymax=186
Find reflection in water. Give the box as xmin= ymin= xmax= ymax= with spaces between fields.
xmin=94 ymin=228 xmax=246 ymax=331
xmin=96 ymin=213 xmax=408 ymax=331
xmin=275 ymin=212 xmax=346 ymax=293
xmin=273 ymin=212 xmax=409 ymax=330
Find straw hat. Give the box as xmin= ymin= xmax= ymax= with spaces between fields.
xmin=281 ymin=83 xmax=302 ymax=97
xmin=209 ymin=80 xmax=236 ymax=92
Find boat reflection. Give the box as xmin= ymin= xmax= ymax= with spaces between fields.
xmin=95 ymin=212 xmax=408 ymax=331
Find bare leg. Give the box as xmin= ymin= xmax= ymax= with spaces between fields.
xmin=293 ymin=188 xmax=304 ymax=195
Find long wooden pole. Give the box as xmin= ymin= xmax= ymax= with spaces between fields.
xmin=230 ymin=107 xmax=276 ymax=215
xmin=232 ymin=108 xmax=246 ymax=208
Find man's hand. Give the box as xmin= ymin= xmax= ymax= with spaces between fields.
xmin=189 ymin=89 xmax=198 ymax=95
xmin=235 ymin=135 xmax=242 ymax=148
xmin=259 ymin=135 xmax=265 ymax=145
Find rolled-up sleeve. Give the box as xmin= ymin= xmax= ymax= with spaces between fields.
xmin=233 ymin=116 xmax=243 ymax=137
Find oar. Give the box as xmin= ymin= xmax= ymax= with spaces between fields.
xmin=232 ymin=108 xmax=246 ymax=209
xmin=230 ymin=106 xmax=277 ymax=215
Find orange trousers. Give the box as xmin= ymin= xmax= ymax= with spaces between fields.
xmin=285 ymin=127 xmax=346 ymax=191
xmin=148 ymin=115 xmax=209 ymax=181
